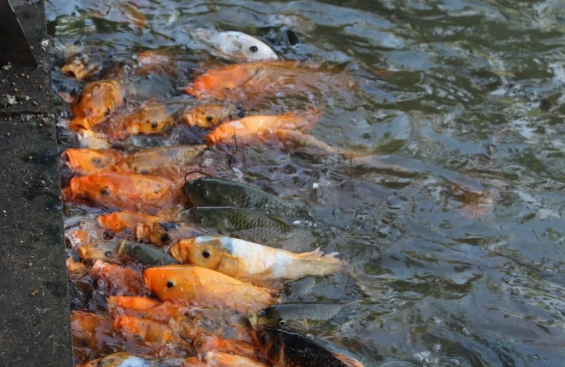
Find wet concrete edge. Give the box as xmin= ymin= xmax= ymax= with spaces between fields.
xmin=0 ymin=0 xmax=73 ymax=366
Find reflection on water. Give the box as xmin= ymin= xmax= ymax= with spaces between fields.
xmin=47 ymin=0 xmax=565 ymax=365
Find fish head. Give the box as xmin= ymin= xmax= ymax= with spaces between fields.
xmin=253 ymin=306 xmax=286 ymax=329
xmin=230 ymin=32 xmax=278 ymax=62
xmin=182 ymin=178 xmax=218 ymax=206
xmin=70 ymin=174 xmax=118 ymax=202
xmin=125 ymin=105 xmax=175 ymax=135
xmin=61 ymin=52 xmax=90 ymax=80
xmin=182 ymin=105 xmax=238 ymax=128
xmin=251 ymin=326 xmax=285 ymax=365
xmin=169 ymin=238 xmax=224 ymax=270
xmin=144 ymin=221 xmax=175 ymax=247
xmin=63 ymin=148 xmax=120 ymax=174
xmin=143 ymin=265 xmax=190 ymax=300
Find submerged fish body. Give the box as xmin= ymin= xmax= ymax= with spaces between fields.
xmin=76 ymin=351 xmax=192 ymax=367
xmin=205 ymin=110 xmax=320 ymax=146
xmin=185 ymin=61 xmax=355 ymax=101
xmin=182 ymin=104 xmax=245 ymax=129
xmin=97 ymin=211 xmax=162 ymax=233
xmin=69 ymin=79 xmax=125 ymax=131
xmin=169 ymin=236 xmax=344 ymax=284
xmin=178 ymin=206 xmax=294 ymax=244
xmin=189 ymin=29 xmax=277 ymax=62
xmin=182 ymin=177 xmax=295 ymax=213
xmin=252 ymin=326 xmax=349 ymax=367
xmin=255 ymin=301 xmax=357 ymax=331
xmin=204 ymin=351 xmax=270 ymax=367
xmin=143 ymin=264 xmax=277 ymax=313
xmin=123 ymin=145 xmax=206 ymax=174
xmin=64 ymin=172 xmax=178 ymax=213
xmin=117 ymin=241 xmax=180 ymax=266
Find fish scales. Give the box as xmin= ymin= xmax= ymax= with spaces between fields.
xmin=252 ymin=326 xmax=349 ymax=367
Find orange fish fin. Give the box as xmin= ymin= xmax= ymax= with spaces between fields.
xmin=294 ymin=248 xmax=341 ymax=262
xmin=333 ymin=352 xmax=365 ymax=367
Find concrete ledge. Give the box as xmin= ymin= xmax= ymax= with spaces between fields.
xmin=0 ymin=1 xmax=73 ymax=366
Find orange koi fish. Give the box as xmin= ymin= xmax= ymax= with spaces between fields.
xmin=205 ymin=109 xmax=320 ymax=146
xmin=182 ymin=104 xmax=244 ymax=129
xmin=62 ymin=148 xmax=124 ymax=175
xmin=122 ymin=145 xmax=206 ymax=174
xmin=61 ymin=52 xmax=98 ymax=80
xmin=97 ymin=211 xmax=162 ymax=233
xmin=120 ymin=104 xmax=178 ymax=136
xmin=91 ymin=260 xmax=148 ymax=296
xmin=66 ymin=258 xmax=88 ymax=280
xmin=136 ymin=220 xmax=208 ymax=247
xmin=143 ymin=265 xmax=277 ymax=314
xmin=193 ymin=336 xmax=256 ymax=359
xmin=113 ymin=315 xmax=175 ymax=345
xmin=63 ymin=172 xmax=179 ymax=213
xmin=77 ymin=240 xmax=122 ymax=264
xmin=185 ymin=60 xmax=356 ymax=101
xmin=204 ymin=351 xmax=269 ymax=367
xmin=70 ymin=311 xmax=113 ymax=364
xmin=69 ymin=79 xmax=125 ymax=131
xmin=169 ymin=236 xmax=344 ymax=285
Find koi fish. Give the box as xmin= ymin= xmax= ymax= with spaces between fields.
xmin=122 ymin=145 xmax=206 ymax=174
xmin=75 ymin=352 xmax=202 ymax=367
xmin=63 ymin=172 xmax=179 ymax=213
xmin=182 ymin=104 xmax=245 ymax=129
xmin=169 ymin=236 xmax=344 ymax=285
xmin=113 ymin=315 xmax=175 ymax=345
xmin=184 ymin=61 xmax=356 ymax=101
xmin=143 ymin=265 xmax=277 ymax=313
xmin=62 ymin=148 xmax=124 ymax=175
xmin=205 ymin=110 xmax=320 ymax=146
xmin=97 ymin=211 xmax=162 ymax=233
xmin=251 ymin=326 xmax=351 ymax=367
xmin=189 ymin=29 xmax=277 ymax=62
xmin=119 ymin=104 xmax=178 ymax=136
xmin=77 ymin=129 xmax=111 ymax=150
xmin=60 ymin=52 xmax=98 ymax=80
xmin=117 ymin=241 xmax=180 ymax=266
xmin=136 ymin=220 xmax=208 ymax=247
xmin=181 ymin=176 xmax=299 ymax=216
xmin=91 ymin=260 xmax=147 ymax=296
xmin=70 ymin=311 xmax=114 ymax=364
xmin=69 ymin=79 xmax=125 ymax=131
xmin=203 ymin=351 xmax=270 ymax=367
xmin=77 ymin=240 xmax=122 ymax=264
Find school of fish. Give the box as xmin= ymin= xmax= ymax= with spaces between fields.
xmin=58 ymin=25 xmax=368 ymax=367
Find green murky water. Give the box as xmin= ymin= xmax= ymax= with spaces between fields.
xmin=47 ymin=0 xmax=565 ymax=366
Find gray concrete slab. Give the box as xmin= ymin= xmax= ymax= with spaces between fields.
xmin=0 ymin=1 xmax=73 ymax=366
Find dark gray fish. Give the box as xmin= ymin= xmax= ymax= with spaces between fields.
xmin=178 ymin=206 xmax=294 ymax=244
xmin=116 ymin=241 xmax=180 ymax=266
xmin=251 ymin=326 xmax=350 ymax=367
xmin=182 ymin=177 xmax=309 ymax=219
xmin=255 ymin=301 xmax=359 ymax=331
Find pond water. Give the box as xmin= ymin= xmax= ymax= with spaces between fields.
xmin=46 ymin=0 xmax=565 ymax=366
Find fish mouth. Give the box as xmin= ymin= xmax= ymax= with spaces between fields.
xmin=248 ymin=313 xmax=259 ymax=328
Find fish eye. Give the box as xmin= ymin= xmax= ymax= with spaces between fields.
xmin=100 ymin=188 xmax=111 ymax=196
xmin=151 ymin=121 xmax=158 ymax=129
xmin=206 ymin=115 xmax=213 ymax=122
xmin=279 ymin=320 xmax=285 ymax=327
xmin=160 ymin=233 xmax=171 ymax=244
xmin=166 ymin=279 xmax=175 ymax=288
xmin=92 ymin=157 xmax=101 ymax=164
xmin=104 ymin=251 xmax=112 ymax=257
xmin=199 ymin=189 xmax=209 ymax=198
xmin=202 ymin=250 xmax=211 ymax=259
xmin=249 ymin=45 xmax=258 ymax=53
